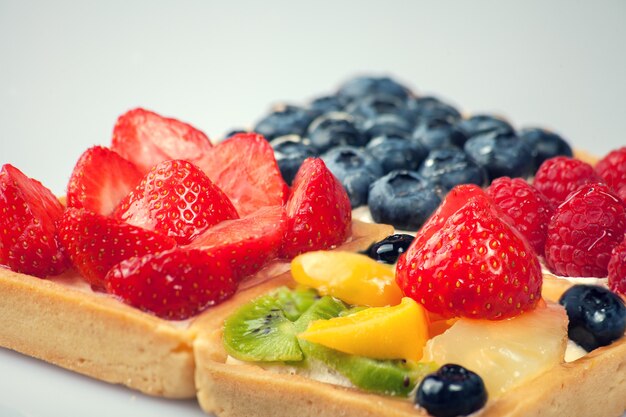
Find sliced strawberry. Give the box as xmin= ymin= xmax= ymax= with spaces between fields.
xmin=66 ymin=146 xmax=143 ymax=216
xmin=187 ymin=206 xmax=287 ymax=280
xmin=196 ymin=133 xmax=289 ymax=216
xmin=58 ymin=208 xmax=177 ymax=289
xmin=396 ymin=184 xmax=542 ymax=320
xmin=105 ymin=248 xmax=238 ymax=320
xmin=114 ymin=159 xmax=239 ymax=245
xmin=111 ymin=108 xmax=212 ymax=174
xmin=279 ymin=158 xmax=352 ymax=259
xmin=0 ymin=164 xmax=68 ymax=277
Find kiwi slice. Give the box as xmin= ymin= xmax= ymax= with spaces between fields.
xmin=274 ymin=286 xmax=319 ymax=321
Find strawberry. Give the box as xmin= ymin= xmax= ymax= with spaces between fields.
xmin=396 ymin=184 xmax=542 ymax=320
xmin=105 ymin=248 xmax=238 ymax=320
xmin=114 ymin=160 xmax=239 ymax=245
xmin=0 ymin=164 xmax=68 ymax=277
xmin=196 ymin=133 xmax=289 ymax=216
xmin=66 ymin=146 xmax=143 ymax=216
xmin=187 ymin=205 xmax=287 ymax=280
xmin=279 ymin=158 xmax=352 ymax=259
xmin=111 ymin=108 xmax=212 ymax=174
xmin=58 ymin=208 xmax=177 ymax=289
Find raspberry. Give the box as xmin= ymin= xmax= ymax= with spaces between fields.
xmin=595 ymin=147 xmax=626 ymax=202
xmin=608 ymin=235 xmax=626 ymax=295
xmin=486 ymin=177 xmax=553 ymax=256
xmin=533 ymin=157 xmax=604 ymax=206
xmin=545 ymin=183 xmax=626 ymax=277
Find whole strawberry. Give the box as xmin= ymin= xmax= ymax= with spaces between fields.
xmin=608 ymin=235 xmax=626 ymax=295
xmin=279 ymin=158 xmax=352 ymax=259
xmin=0 ymin=164 xmax=68 ymax=277
xmin=545 ymin=183 xmax=626 ymax=277
xmin=105 ymin=248 xmax=238 ymax=320
xmin=111 ymin=108 xmax=213 ymax=174
xmin=533 ymin=156 xmax=603 ymax=206
xmin=595 ymin=147 xmax=626 ymax=202
xmin=114 ymin=160 xmax=239 ymax=245
xmin=58 ymin=208 xmax=177 ymax=289
xmin=66 ymin=146 xmax=143 ymax=216
xmin=396 ymin=184 xmax=542 ymax=320
xmin=486 ymin=177 xmax=553 ymax=255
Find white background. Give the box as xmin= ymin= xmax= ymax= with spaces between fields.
xmin=1 ymin=1 xmax=625 ymax=416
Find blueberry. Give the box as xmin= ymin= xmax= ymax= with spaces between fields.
xmin=254 ymin=105 xmax=318 ymax=140
xmin=270 ymin=136 xmax=318 ymax=185
xmin=558 ymin=285 xmax=626 ymax=352
xmin=416 ymin=364 xmax=488 ymax=417
xmin=368 ymin=171 xmax=442 ymax=230
xmin=359 ymin=113 xmax=414 ymax=141
xmin=346 ymin=94 xmax=412 ymax=121
xmin=322 ymin=146 xmax=383 ymax=207
xmin=457 ymin=114 xmax=515 ymax=138
xmin=418 ymin=147 xmax=488 ymax=192
xmin=409 ymin=97 xmax=462 ymax=124
xmin=413 ymin=118 xmax=468 ymax=150
xmin=366 ymin=135 xmax=428 ymax=174
xmin=519 ymin=127 xmax=573 ymax=172
xmin=308 ymin=95 xmax=347 ymax=114
xmin=363 ymin=234 xmax=415 ymax=264
xmin=307 ymin=113 xmax=366 ymax=153
xmin=337 ymin=76 xmax=411 ymax=102
xmin=464 ymin=130 xmax=533 ymax=181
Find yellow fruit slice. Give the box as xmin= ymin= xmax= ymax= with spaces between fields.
xmin=422 ymin=301 xmax=568 ymax=397
xmin=291 ymin=251 xmax=402 ymax=307
xmin=298 ymin=297 xmax=429 ymax=362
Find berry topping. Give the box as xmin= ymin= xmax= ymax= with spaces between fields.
xmin=364 ymin=234 xmax=415 ymax=264
xmin=464 ymin=130 xmax=533 ymax=181
xmin=111 ymin=108 xmax=212 ymax=174
xmin=608 ymin=235 xmax=626 ymax=295
xmin=396 ymin=184 xmax=542 ymax=320
xmin=415 ymin=364 xmax=487 ymax=417
xmin=457 ymin=114 xmax=514 ymax=138
xmin=486 ymin=177 xmax=553 ymax=255
xmin=253 ymin=105 xmax=317 ymax=140
xmin=337 ymin=76 xmax=411 ymax=103
xmin=0 ymin=164 xmax=68 ymax=277
xmin=306 ymin=113 xmax=366 ymax=153
xmin=270 ymin=136 xmax=317 ymax=185
xmin=58 ymin=208 xmax=176 ymax=290
xmin=308 ymin=95 xmax=347 ymax=114
xmin=595 ymin=146 xmax=626 ymax=202
xmin=105 ymin=248 xmax=237 ymax=320
xmin=280 ymin=158 xmax=351 ymax=258
xmin=359 ymin=113 xmax=413 ymax=141
xmin=409 ymin=96 xmax=461 ymax=124
xmin=558 ymin=284 xmax=626 ymax=351
xmin=544 ymin=183 xmax=626 ymax=277
xmin=197 ymin=132 xmax=289 ymax=216
xmin=412 ymin=119 xmax=468 ymax=151
xmin=114 ymin=160 xmax=238 ymax=245
xmin=533 ymin=156 xmax=604 ymax=206
xmin=418 ymin=147 xmax=488 ymax=192
xmin=66 ymin=146 xmax=143 ymax=216
xmin=368 ymin=171 xmax=442 ymax=231
xmin=366 ymin=135 xmax=428 ymax=174
xmin=518 ymin=127 xmax=573 ymax=172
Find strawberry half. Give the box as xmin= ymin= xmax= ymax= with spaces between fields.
xmin=105 ymin=248 xmax=238 ymax=320
xmin=114 ymin=159 xmax=239 ymax=245
xmin=187 ymin=205 xmax=287 ymax=280
xmin=58 ymin=208 xmax=177 ymax=289
xmin=0 ymin=164 xmax=68 ymax=277
xmin=196 ymin=133 xmax=289 ymax=216
xmin=279 ymin=158 xmax=352 ymax=259
xmin=111 ymin=108 xmax=213 ymax=174
xmin=66 ymin=146 xmax=143 ymax=216
xmin=396 ymin=184 xmax=542 ymax=320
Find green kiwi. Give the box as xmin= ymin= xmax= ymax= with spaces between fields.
xmin=274 ymin=286 xmax=319 ymax=321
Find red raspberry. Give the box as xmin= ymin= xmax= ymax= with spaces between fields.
xmin=545 ymin=183 xmax=626 ymax=277
xmin=608 ymin=235 xmax=626 ymax=295
xmin=486 ymin=177 xmax=553 ymax=256
xmin=595 ymin=147 xmax=626 ymax=202
xmin=533 ymin=157 xmax=604 ymax=206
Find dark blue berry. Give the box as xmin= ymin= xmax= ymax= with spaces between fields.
xmin=457 ymin=114 xmax=515 ymax=138
xmin=337 ymin=76 xmax=411 ymax=103
xmin=409 ymin=97 xmax=462 ymax=124
xmin=346 ymin=94 xmax=412 ymax=121
xmin=308 ymin=95 xmax=347 ymax=114
xmin=413 ymin=118 xmax=468 ymax=150
xmin=558 ymin=285 xmax=626 ymax=352
xmin=359 ymin=113 xmax=414 ymax=141
xmin=464 ymin=130 xmax=533 ymax=181
xmin=271 ymin=136 xmax=317 ymax=185
xmin=368 ymin=171 xmax=442 ymax=230
xmin=519 ymin=127 xmax=573 ymax=172
xmin=307 ymin=113 xmax=366 ymax=153
xmin=366 ymin=135 xmax=428 ymax=174
xmin=416 ymin=364 xmax=487 ymax=417
xmin=418 ymin=147 xmax=488 ymax=192
xmin=364 ymin=234 xmax=415 ymax=264
xmin=254 ymin=105 xmax=318 ymax=140
xmin=321 ymin=146 xmax=383 ymax=207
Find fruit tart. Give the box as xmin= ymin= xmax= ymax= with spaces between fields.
xmin=0 ymin=108 xmax=393 ymax=398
